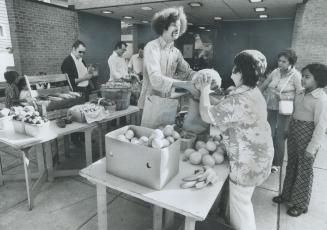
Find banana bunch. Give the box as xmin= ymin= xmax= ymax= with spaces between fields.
xmin=180 ymin=167 xmax=218 ymax=189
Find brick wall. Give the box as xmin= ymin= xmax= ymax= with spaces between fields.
xmin=5 ymin=0 xmax=78 ymax=75
xmin=0 ymin=0 xmax=12 ymax=52
xmin=292 ymin=0 xmax=327 ymax=69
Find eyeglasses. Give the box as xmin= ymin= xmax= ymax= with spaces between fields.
xmin=78 ymin=51 xmax=86 ymax=54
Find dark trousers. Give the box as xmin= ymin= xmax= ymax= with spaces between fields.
xmin=281 ymin=119 xmax=315 ymax=209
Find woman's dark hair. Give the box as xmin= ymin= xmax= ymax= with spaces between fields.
xmin=302 ymin=63 xmax=327 ymax=88
xmin=16 ymin=77 xmax=27 ymax=91
xmin=233 ymin=52 xmax=259 ymax=88
xmin=152 ymin=7 xmax=187 ymax=36
xmin=278 ymin=48 xmax=297 ymax=67
xmin=4 ymin=71 xmax=19 ymax=84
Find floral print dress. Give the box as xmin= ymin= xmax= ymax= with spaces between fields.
xmin=209 ymin=86 xmax=274 ymax=187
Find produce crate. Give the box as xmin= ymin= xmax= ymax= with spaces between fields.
xmin=105 ymin=125 xmax=180 ymax=190
xmin=24 ymin=121 xmax=50 ymax=138
xmin=0 ymin=115 xmax=13 ymax=131
xmin=100 ymin=87 xmax=131 ymax=111
xmin=12 ymin=119 xmax=26 ymax=134
xmin=24 ymin=74 xmax=85 ymax=120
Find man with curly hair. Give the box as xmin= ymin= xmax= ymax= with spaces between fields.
xmin=139 ymin=7 xmax=198 ymax=126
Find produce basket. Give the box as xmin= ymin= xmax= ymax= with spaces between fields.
xmin=24 ymin=121 xmax=50 ymax=138
xmin=0 ymin=116 xmax=13 ymax=131
xmin=12 ymin=119 xmax=26 ymax=134
xmin=100 ymin=87 xmax=131 ymax=111
xmin=180 ymin=131 xmax=197 ymax=152
xmin=24 ymin=74 xmax=84 ymax=120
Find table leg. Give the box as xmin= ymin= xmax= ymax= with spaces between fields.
xmin=96 ymin=183 xmax=107 ymax=230
xmin=184 ymin=217 xmax=196 ymax=230
xmin=64 ymin=135 xmax=70 ymax=158
xmin=36 ymin=144 xmax=45 ymax=176
xmin=84 ymin=128 xmax=93 ymax=166
xmin=44 ymin=142 xmax=54 ymax=182
xmin=98 ymin=124 xmax=105 ymax=158
xmin=22 ymin=150 xmax=33 ymax=210
xmin=164 ymin=210 xmax=175 ymax=229
xmin=153 ymin=205 xmax=163 ymax=230
xmin=0 ymin=155 xmax=3 ymax=185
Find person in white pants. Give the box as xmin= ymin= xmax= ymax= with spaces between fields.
xmin=197 ymin=50 xmax=274 ymax=230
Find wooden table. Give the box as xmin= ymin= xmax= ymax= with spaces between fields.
xmin=80 ymin=158 xmax=230 ymax=230
xmin=0 ymin=106 xmax=140 ymax=209
xmin=0 ymin=130 xmax=48 ymax=210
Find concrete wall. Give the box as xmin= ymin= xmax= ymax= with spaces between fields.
xmin=133 ymin=23 xmax=156 ymax=52
xmin=5 ymin=0 xmax=78 ymax=75
xmin=292 ymin=0 xmax=327 ymax=69
xmin=78 ymin=12 xmax=121 ymax=84
xmin=213 ymin=19 xmax=294 ymax=87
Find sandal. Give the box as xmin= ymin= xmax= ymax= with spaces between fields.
xmin=272 ymin=195 xmax=285 ymax=204
xmin=287 ymin=206 xmax=308 ymax=217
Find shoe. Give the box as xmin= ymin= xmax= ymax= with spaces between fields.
xmin=287 ymin=206 xmax=308 ymax=217
xmin=272 ymin=195 xmax=285 ymax=204
xmin=271 ymin=166 xmax=280 ymax=173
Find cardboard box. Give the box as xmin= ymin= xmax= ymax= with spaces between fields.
xmin=105 ymin=125 xmax=180 ymax=190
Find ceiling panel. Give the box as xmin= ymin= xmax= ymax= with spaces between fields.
xmin=74 ymin=0 xmax=304 ymax=26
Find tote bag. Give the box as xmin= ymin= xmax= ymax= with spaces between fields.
xmin=278 ymin=76 xmax=293 ymax=115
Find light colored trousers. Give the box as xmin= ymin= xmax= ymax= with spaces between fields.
xmin=229 ymin=181 xmax=256 ymax=230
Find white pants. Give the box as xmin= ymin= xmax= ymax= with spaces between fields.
xmin=229 ymin=181 xmax=256 ymax=230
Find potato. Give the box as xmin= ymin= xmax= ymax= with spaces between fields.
xmin=162 ymin=138 xmax=170 ymax=148
xmin=172 ymin=131 xmax=181 ymax=140
xmin=152 ymin=138 xmax=164 ymax=149
xmin=125 ymin=129 xmax=134 ymax=139
xmin=195 ymin=141 xmax=206 ymax=150
xmin=202 ymin=155 xmax=216 ymax=167
xmin=198 ymin=148 xmax=209 ymax=156
xmin=166 ymin=136 xmax=175 ymax=144
xmin=163 ymin=125 xmax=174 ymax=137
xmin=152 ymin=129 xmax=164 ymax=139
xmin=206 ymin=141 xmax=217 ymax=152
xmin=189 ymin=151 xmax=202 ymax=165
xmin=212 ymin=152 xmax=224 ymax=164
xmin=184 ymin=148 xmax=195 ymax=156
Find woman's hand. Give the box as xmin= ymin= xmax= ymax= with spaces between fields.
xmin=197 ymin=73 xmax=212 ymax=92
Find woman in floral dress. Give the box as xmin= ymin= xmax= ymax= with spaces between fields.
xmin=197 ymin=50 xmax=274 ymax=230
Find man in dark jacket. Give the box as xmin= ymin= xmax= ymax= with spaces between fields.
xmin=61 ymin=40 xmax=94 ymax=101
xmin=61 ymin=40 xmax=93 ymax=145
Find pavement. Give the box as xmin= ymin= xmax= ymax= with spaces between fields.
xmin=0 ymin=132 xmax=326 ymax=230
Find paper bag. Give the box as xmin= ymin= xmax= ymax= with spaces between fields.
xmin=183 ymin=98 xmax=209 ymax=134
xmin=141 ymin=95 xmax=178 ymax=128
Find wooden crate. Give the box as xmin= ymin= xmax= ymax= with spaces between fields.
xmin=25 ymin=74 xmax=85 ymax=120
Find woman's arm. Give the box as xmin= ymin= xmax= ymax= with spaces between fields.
xmin=306 ymin=97 xmax=327 ymax=155
xmin=258 ymin=72 xmax=272 ymax=92
xmin=199 ymin=85 xmax=213 ymax=123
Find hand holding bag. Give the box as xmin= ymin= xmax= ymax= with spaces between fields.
xmin=278 ymin=76 xmax=293 ymax=115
